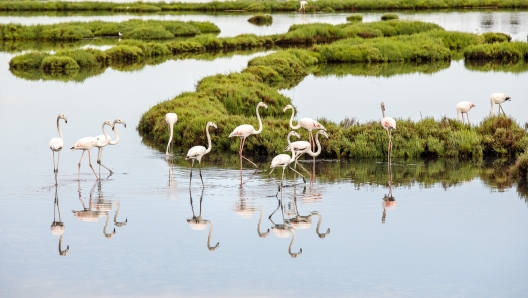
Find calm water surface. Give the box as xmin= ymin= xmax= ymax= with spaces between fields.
xmin=1 ymin=10 xmax=528 ymax=298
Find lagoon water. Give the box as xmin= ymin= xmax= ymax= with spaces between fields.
xmin=1 ymin=10 xmax=528 ymax=298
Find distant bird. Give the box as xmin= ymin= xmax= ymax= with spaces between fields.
xmin=380 ymin=102 xmax=396 ymax=163
xmin=229 ymin=102 xmax=268 ymax=170
xmin=490 ymin=93 xmax=511 ymax=115
xmin=93 ymin=120 xmax=115 ymax=174
xmin=49 ymin=114 xmax=67 ymax=184
xmin=71 ymin=120 xmax=114 ymax=180
xmin=165 ymin=113 xmax=178 ymax=156
xmin=269 ymin=131 xmax=306 ymax=188
xmin=456 ymin=101 xmax=476 ymax=125
xmin=118 ymin=32 xmax=123 ymax=37
xmin=96 ymin=119 xmax=125 ymax=174
xmin=283 ymin=104 xmax=326 ymax=157
xmin=299 ymin=0 xmax=308 ymax=13
xmin=186 ymin=122 xmax=217 ymax=187
xmin=286 ymin=129 xmax=329 ymax=164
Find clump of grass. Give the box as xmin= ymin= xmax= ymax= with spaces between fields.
xmin=481 ymin=32 xmax=512 ymax=44
xmin=464 ymin=60 xmax=528 ymax=73
xmin=9 ymin=51 xmax=49 ymax=69
xmin=106 ymin=45 xmax=143 ymax=62
xmin=511 ymin=151 xmax=528 ymax=178
xmin=275 ymin=23 xmax=347 ymax=44
xmin=321 ymin=7 xmax=335 ymax=13
xmin=248 ymin=14 xmax=273 ymax=26
xmin=478 ymin=116 xmax=528 ymax=156
xmin=464 ymin=42 xmax=528 ymax=60
xmin=113 ymin=5 xmax=161 ymax=13
xmin=381 ymin=14 xmax=399 ymax=21
xmin=346 ymin=14 xmax=363 ymax=22
xmin=41 ymin=56 xmax=80 ymax=71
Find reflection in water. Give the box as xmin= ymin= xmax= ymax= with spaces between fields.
xmin=166 ymin=156 xmax=177 ymax=200
xmin=187 ymin=189 xmax=219 ymax=251
xmin=382 ymin=162 xmax=397 ymax=224
xmin=51 ymin=187 xmax=69 ymax=256
xmin=269 ymin=193 xmax=302 ymax=258
xmin=233 ymin=193 xmax=269 ymax=238
xmin=286 ymin=187 xmax=330 ymax=238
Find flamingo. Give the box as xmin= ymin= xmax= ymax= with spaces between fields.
xmin=456 ymin=101 xmax=476 ymax=125
xmin=50 ymin=114 xmax=67 ymax=185
xmin=285 ymin=129 xmax=329 ymax=179
xmin=490 ymin=93 xmax=511 ymax=115
xmin=186 ymin=122 xmax=217 ymax=187
xmin=269 ymin=131 xmax=306 ymax=188
xmin=96 ymin=118 xmax=126 ymax=174
xmin=229 ymin=102 xmax=268 ymax=171
xmin=51 ymin=187 xmax=69 ymax=256
xmin=283 ymin=104 xmax=326 ymax=158
xmin=118 ymin=32 xmax=123 ymax=37
xmin=380 ymin=102 xmax=396 ymax=163
xmin=71 ymin=120 xmax=113 ymax=180
xmin=299 ymin=0 xmax=308 ymax=13
xmin=165 ymin=113 xmax=178 ymax=156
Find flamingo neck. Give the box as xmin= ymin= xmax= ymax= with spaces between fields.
xmin=207 ymin=221 xmax=218 ymax=251
xmin=490 ymin=99 xmax=495 ymax=114
xmin=109 ymin=121 xmax=120 ymax=145
xmin=166 ymin=123 xmax=174 ymax=155
xmin=57 ymin=116 xmax=63 ymax=140
xmin=288 ymin=106 xmax=301 ymax=130
xmin=289 ymin=145 xmax=297 ymax=165
xmin=102 ymin=123 xmax=111 ymax=144
xmin=307 ymin=131 xmax=323 ymax=157
xmin=258 ymin=209 xmax=268 ymax=238
xmin=255 ymin=105 xmax=264 ymax=134
xmin=288 ymin=228 xmax=301 ymax=257
xmin=205 ymin=124 xmax=213 ymax=154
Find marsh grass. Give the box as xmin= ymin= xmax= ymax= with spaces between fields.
xmin=464 ymin=60 xmax=528 ymax=73
xmin=248 ymin=14 xmax=273 ymax=26
xmin=0 ymin=19 xmax=219 ymax=41
xmin=381 ymin=14 xmax=399 ymax=21
xmin=346 ymin=14 xmax=363 ymax=22
xmin=464 ymin=42 xmax=528 ymax=60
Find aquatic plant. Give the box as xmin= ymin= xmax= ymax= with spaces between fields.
xmin=481 ymin=32 xmax=512 ymax=44
xmin=41 ymin=56 xmax=80 ymax=71
xmin=0 ymin=19 xmax=219 ymax=41
xmin=381 ymin=14 xmax=399 ymax=21
xmin=464 ymin=42 xmax=528 ymax=60
xmin=248 ymin=14 xmax=273 ymax=26
xmin=346 ymin=14 xmax=363 ymax=22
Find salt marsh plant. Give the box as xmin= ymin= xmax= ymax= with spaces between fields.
xmin=381 ymin=14 xmax=399 ymax=21
xmin=346 ymin=14 xmax=363 ymax=22
xmin=248 ymin=14 xmax=273 ymax=26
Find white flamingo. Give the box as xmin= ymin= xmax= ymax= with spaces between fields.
xmin=229 ymin=102 xmax=268 ymax=170
xmin=186 ymin=122 xmax=217 ymax=187
xmin=269 ymin=131 xmax=306 ymax=188
xmin=96 ymin=119 xmax=126 ymax=174
xmin=50 ymin=114 xmax=67 ymax=184
xmin=380 ymin=102 xmax=396 ymax=163
xmin=283 ymin=104 xmax=326 ymax=156
xmin=71 ymin=120 xmax=114 ymax=180
xmin=165 ymin=113 xmax=178 ymax=156
xmin=285 ymin=129 xmax=328 ymax=181
xmin=299 ymin=0 xmax=308 ymax=13
xmin=456 ymin=101 xmax=476 ymax=125
xmin=490 ymin=93 xmax=511 ymax=115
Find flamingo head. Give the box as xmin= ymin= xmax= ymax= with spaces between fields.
xmin=113 ymin=119 xmax=126 ymax=129
xmin=319 ymin=130 xmax=329 ymax=139
xmin=258 ymin=102 xmax=268 ymax=110
xmin=283 ymin=104 xmax=293 ymax=112
xmin=505 ymin=95 xmax=511 ymax=101
xmin=471 ymin=103 xmax=476 ymax=108
xmin=208 ymin=122 xmax=218 ymax=129
xmin=288 ymin=131 xmax=301 ymax=140
xmin=104 ymin=120 xmax=113 ymax=127
xmin=58 ymin=114 xmax=68 ymax=124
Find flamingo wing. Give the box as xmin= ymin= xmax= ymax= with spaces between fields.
xmin=71 ymin=137 xmax=96 ymax=150
xmin=299 ymin=118 xmax=326 ymax=131
xmin=186 ymin=146 xmax=206 ymax=160
xmin=50 ymin=137 xmax=64 ymax=151
xmin=271 ymin=154 xmax=291 ymax=168
xmin=229 ymin=124 xmax=255 ymax=138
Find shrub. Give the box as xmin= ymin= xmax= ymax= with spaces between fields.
xmin=464 ymin=42 xmax=528 ymax=60
xmin=381 ymin=14 xmax=399 ymax=21
xmin=9 ymin=51 xmax=49 ymax=69
xmin=481 ymin=32 xmax=512 ymax=44
xmin=105 ymin=45 xmax=143 ymax=62
xmin=41 ymin=56 xmax=80 ymax=71
xmin=346 ymin=14 xmax=363 ymax=22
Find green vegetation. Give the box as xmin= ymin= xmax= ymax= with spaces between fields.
xmin=464 ymin=42 xmax=528 ymax=60
xmin=248 ymin=14 xmax=273 ymax=26
xmin=346 ymin=14 xmax=363 ymax=22
xmin=465 ymin=60 xmax=528 ymax=73
xmin=138 ymin=49 xmax=528 ymax=159
xmin=0 ymin=19 xmax=219 ymax=41
xmin=381 ymin=14 xmax=399 ymax=21
xmin=2 ymin=0 xmax=528 ymax=13
xmin=481 ymin=32 xmax=512 ymax=44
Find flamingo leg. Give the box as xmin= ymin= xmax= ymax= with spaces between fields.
xmin=198 ymin=161 xmax=204 ymax=187
xmin=269 ymin=167 xmax=280 ymax=186
xmin=189 ymin=159 xmax=194 ymax=187
xmin=500 ymin=104 xmax=506 ymax=115
xmin=87 ymin=150 xmax=99 ymax=180
xmin=97 ymin=147 xmax=113 ymax=174
xmin=466 ymin=113 xmax=471 ymax=125
xmin=239 ymin=137 xmax=258 ymax=169
xmin=289 ymin=165 xmax=307 ymax=183
xmin=78 ymin=150 xmax=86 ymax=180
xmin=52 ymin=151 xmax=57 ymax=173
xmin=281 ymin=167 xmax=286 ymax=189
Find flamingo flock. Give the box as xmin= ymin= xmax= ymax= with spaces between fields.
xmin=50 ymin=92 xmax=512 ymax=187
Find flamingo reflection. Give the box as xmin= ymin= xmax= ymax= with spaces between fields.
xmin=51 ymin=187 xmax=69 ymax=256
xmin=187 ymin=189 xmax=219 ymax=251
xmin=166 ymin=155 xmax=177 ymax=200
xmin=233 ymin=195 xmax=269 ymax=238
xmin=268 ymin=193 xmax=302 ymax=258
xmin=382 ymin=161 xmax=397 ymax=224
xmin=285 ymin=188 xmax=330 ymax=238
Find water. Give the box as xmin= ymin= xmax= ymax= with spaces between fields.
xmin=1 ymin=9 xmax=528 ymax=298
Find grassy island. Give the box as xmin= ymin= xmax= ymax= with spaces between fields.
xmin=2 ymin=0 xmax=528 ymax=13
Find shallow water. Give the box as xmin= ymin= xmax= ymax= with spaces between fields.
xmin=1 ymin=9 xmax=528 ymax=298
xmin=1 ymin=10 xmax=527 ymax=40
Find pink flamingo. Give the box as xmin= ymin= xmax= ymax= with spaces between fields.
xmin=490 ymin=93 xmax=511 ymax=115
xmin=456 ymin=101 xmax=475 ymax=125
xmin=71 ymin=120 xmax=113 ymax=180
xmin=380 ymin=102 xmax=396 ymax=163
xmin=49 ymin=114 xmax=67 ymax=185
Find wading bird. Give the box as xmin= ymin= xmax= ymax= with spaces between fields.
xmin=283 ymin=104 xmax=326 ymax=157
xmin=71 ymin=120 xmax=114 ymax=180
xmin=299 ymin=0 xmax=308 ymax=13
xmin=165 ymin=113 xmax=178 ymax=156
xmin=96 ymin=119 xmax=126 ymax=174
xmin=380 ymin=102 xmax=396 ymax=163
xmin=50 ymin=114 xmax=67 ymax=185
xmin=456 ymin=101 xmax=476 ymax=125
xmin=490 ymin=93 xmax=511 ymax=116
xmin=269 ymin=131 xmax=306 ymax=189
xmin=285 ymin=129 xmax=329 ymax=182
xmin=186 ymin=122 xmax=217 ymax=187
xmin=229 ymin=102 xmax=268 ymax=171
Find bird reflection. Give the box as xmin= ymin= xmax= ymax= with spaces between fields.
xmin=187 ymin=188 xmax=219 ymax=251
xmin=382 ymin=161 xmax=397 ymax=224
xmin=166 ymin=155 xmax=177 ymax=200
xmin=51 ymin=187 xmax=69 ymax=256
xmin=233 ymin=190 xmax=269 ymax=238
xmin=285 ymin=187 xmax=330 ymax=238
xmin=72 ymin=182 xmax=107 ymax=223
xmin=268 ymin=193 xmax=302 ymax=258
xmin=114 ymin=202 xmax=128 ymax=228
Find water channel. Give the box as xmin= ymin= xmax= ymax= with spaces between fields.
xmin=1 ymin=9 xmax=527 ymax=298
